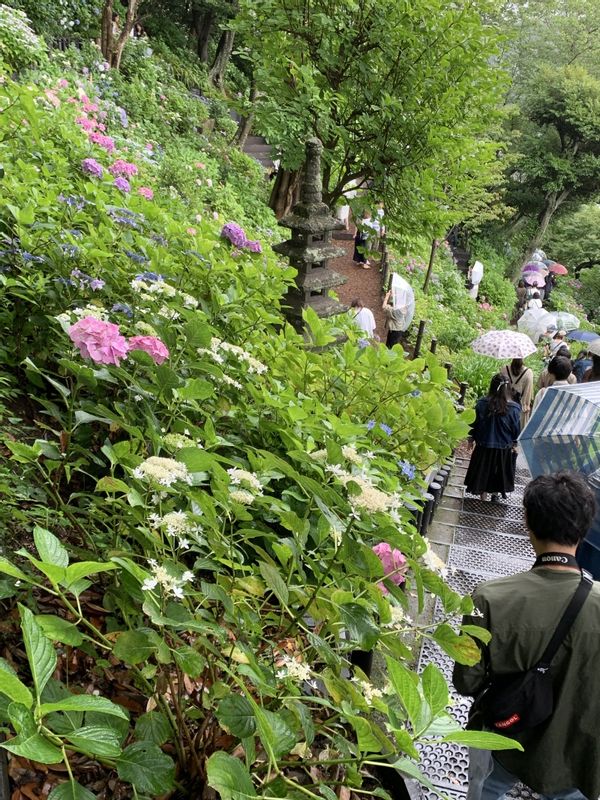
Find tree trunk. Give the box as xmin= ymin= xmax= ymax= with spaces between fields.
xmin=100 ymin=0 xmax=114 ymax=62
xmin=101 ymin=0 xmax=139 ymax=69
xmin=269 ymin=168 xmax=301 ymax=219
xmin=191 ymin=8 xmax=214 ymax=63
xmin=515 ymin=190 xmax=569 ymax=278
xmin=235 ymin=83 xmax=257 ymax=149
xmin=209 ymin=29 xmax=235 ymax=90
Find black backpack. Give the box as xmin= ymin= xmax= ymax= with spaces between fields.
xmin=468 ymin=571 xmax=592 ymax=735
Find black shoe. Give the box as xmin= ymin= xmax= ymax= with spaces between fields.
xmin=491 ymin=494 xmax=499 ymax=504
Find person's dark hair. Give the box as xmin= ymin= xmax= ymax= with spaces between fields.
xmin=556 ymin=345 xmax=571 ymax=359
xmin=517 ymin=279 xmax=525 ymax=288
xmin=588 ymin=354 xmax=600 ymax=381
xmin=112 ymin=11 xmax=119 ymax=20
xmin=553 ymin=331 xmax=564 ymax=341
xmin=524 ymin=472 xmax=595 ymax=545
xmin=510 ymin=357 xmax=524 ymax=374
xmin=486 ymin=373 xmax=512 ymax=415
xmin=350 ymin=299 xmax=362 ymax=309
xmin=548 ymin=355 xmax=572 ymax=381
xmin=576 ymin=349 xmax=590 ymax=360
xmin=532 ymin=291 xmax=540 ymax=299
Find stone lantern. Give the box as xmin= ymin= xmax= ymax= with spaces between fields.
xmin=273 ymin=138 xmax=347 ymax=327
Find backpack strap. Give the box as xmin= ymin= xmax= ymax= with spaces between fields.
xmin=536 ymin=572 xmax=593 ymax=671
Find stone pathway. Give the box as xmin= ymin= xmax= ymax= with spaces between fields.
xmin=330 ymin=231 xmax=386 ymax=335
xmin=417 ymin=456 xmax=540 ymax=800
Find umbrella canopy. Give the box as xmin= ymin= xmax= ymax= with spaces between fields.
xmin=542 ymin=259 xmax=556 ymax=267
xmin=472 ymin=329 xmax=537 ymax=359
xmin=549 ymin=263 xmax=568 ymax=275
xmin=532 ymin=249 xmax=546 ymax=262
xmin=546 ymin=311 xmax=580 ymax=332
xmin=517 ymin=308 xmax=555 ymax=343
xmin=566 ymin=330 xmax=600 ymax=343
xmin=520 ymin=383 xmax=600 ymax=578
xmin=525 ymin=273 xmax=546 ymax=287
xmin=390 ymin=273 xmax=415 ymax=331
xmin=589 ymin=339 xmax=600 ymax=357
xmin=522 ymin=261 xmax=546 ymax=272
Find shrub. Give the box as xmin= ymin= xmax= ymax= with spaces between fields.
xmin=0 ymin=4 xmax=46 ymax=71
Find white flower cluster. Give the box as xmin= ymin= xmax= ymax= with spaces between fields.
xmin=422 ymin=545 xmax=448 ymax=578
xmin=141 ymin=560 xmax=194 ymax=599
xmin=309 ymin=449 xmax=328 ymax=462
xmin=227 ymin=468 xmax=262 ymax=493
xmin=133 ymin=456 xmax=191 ymax=487
xmin=325 ymin=466 xmax=400 ymax=515
xmin=163 ymin=432 xmax=201 ymax=451
xmin=148 ymin=510 xmax=200 ymax=549
xmin=197 ymin=337 xmax=268 ymax=375
xmin=131 ymin=278 xmax=177 ymax=299
xmin=221 ymin=374 xmax=243 ymax=390
xmin=56 ymin=304 xmax=107 ymax=327
xmin=382 ymin=605 xmax=413 ymax=630
xmin=135 ymin=321 xmax=159 ymax=337
xmin=352 ymin=677 xmax=384 ymax=705
xmin=276 ymin=654 xmax=312 ymax=682
xmin=229 ymin=489 xmax=255 ymax=505
xmin=341 ymin=445 xmax=363 ymax=465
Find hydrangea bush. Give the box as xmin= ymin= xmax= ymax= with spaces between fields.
xmin=0 ymin=4 xmax=47 ymax=71
xmin=0 ymin=67 xmax=519 ymax=799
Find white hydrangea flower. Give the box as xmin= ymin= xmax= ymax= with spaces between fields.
xmin=422 ymin=545 xmax=448 ymax=578
xmin=134 ymin=456 xmax=191 ymax=487
xmin=230 ymin=489 xmax=255 ymax=505
xmin=141 ymin=561 xmax=190 ymax=599
xmin=352 ymin=678 xmax=384 ymax=705
xmin=221 ymin=374 xmax=243 ymax=390
xmin=341 ymin=445 xmax=362 ymax=464
xmin=309 ymin=449 xmax=328 ymax=462
xmin=276 ymin=654 xmax=312 ymax=682
xmin=227 ymin=468 xmax=262 ymax=493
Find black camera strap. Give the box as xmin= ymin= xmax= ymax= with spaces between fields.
xmin=533 ymin=552 xmax=580 ymax=570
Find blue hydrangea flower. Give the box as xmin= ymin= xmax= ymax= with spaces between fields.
xmin=367 ymin=419 xmax=376 ymax=430
xmin=21 ymin=252 xmax=45 ymax=263
xmin=358 ymin=338 xmax=369 ymax=349
xmin=411 ymin=389 xmax=422 ymax=398
xmin=135 ymin=271 xmax=164 ymax=282
xmin=399 ymin=460 xmax=416 ymax=480
xmin=125 ymin=250 xmax=149 ymax=264
xmin=60 ymin=244 xmax=79 ymax=257
xmin=379 ymin=423 xmax=393 ymax=436
xmin=112 ymin=302 xmax=133 ymax=318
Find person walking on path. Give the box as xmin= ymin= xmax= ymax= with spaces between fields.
xmin=583 ymin=354 xmax=600 ymax=382
xmin=464 ymin=374 xmax=521 ymax=502
xmin=538 ymin=350 xmax=576 ymax=390
xmin=527 ymin=291 xmax=543 ymax=310
xmin=533 ymin=356 xmax=574 ymax=412
xmin=454 ymin=471 xmax=600 ymax=800
xmin=352 ymin=211 xmax=379 ymax=270
xmin=573 ymin=350 xmax=593 ymax=383
xmin=501 ymin=358 xmax=533 ymax=429
xmin=381 ymin=290 xmax=406 ymax=349
xmin=350 ymin=299 xmax=376 ymax=339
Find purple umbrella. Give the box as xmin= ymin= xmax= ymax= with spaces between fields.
xmin=525 ymin=273 xmax=546 ymax=287
xmin=523 ymin=261 xmax=546 ymax=272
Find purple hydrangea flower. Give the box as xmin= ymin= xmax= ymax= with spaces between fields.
xmin=399 ymin=460 xmax=416 ymax=480
xmin=21 ymin=252 xmax=45 ymax=263
xmin=60 ymin=244 xmax=79 ymax=257
xmin=81 ymin=158 xmax=103 ymax=179
xmin=90 ymin=278 xmax=105 ymax=290
xmin=125 ymin=250 xmax=149 ymax=264
xmin=58 ymin=194 xmax=87 ymax=210
xmin=367 ymin=420 xmax=376 ymax=430
xmin=135 ymin=271 xmax=164 ymax=282
xmin=117 ymin=106 xmax=129 ymax=128
xmin=221 ymin=222 xmax=247 ymax=248
xmin=358 ymin=338 xmax=369 ymax=349
xmin=379 ymin=423 xmax=393 ymax=436
xmin=411 ymin=389 xmax=422 ymax=398
xmin=245 ymin=239 xmax=262 ymax=253
xmin=112 ymin=302 xmax=133 ymax=318
xmin=114 ymin=177 xmax=131 ymax=193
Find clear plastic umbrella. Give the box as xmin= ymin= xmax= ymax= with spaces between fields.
xmin=520 ymin=383 xmax=600 ymax=578
xmin=517 ymin=308 xmax=555 ymax=343
xmin=532 ymin=249 xmax=546 ymax=262
xmin=390 ymin=273 xmax=415 ymax=331
xmin=546 ymin=311 xmax=580 ymax=332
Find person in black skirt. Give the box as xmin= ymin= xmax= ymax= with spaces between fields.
xmin=464 ymin=373 xmax=521 ymax=502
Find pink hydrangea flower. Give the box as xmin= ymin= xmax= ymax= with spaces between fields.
xmin=145 ymin=143 xmax=153 ymax=151
xmin=372 ymin=542 xmax=407 ymax=594
xmin=109 ymin=159 xmax=138 ymax=177
xmin=128 ymin=335 xmax=169 ymax=365
xmin=69 ymin=317 xmax=129 ymax=366
xmin=187 ymin=227 xmax=197 ymax=236
xmin=57 ymin=78 xmax=69 ymax=89
xmin=114 ymin=177 xmax=131 ymax=193
xmin=195 ymin=162 xmax=205 ymax=169
xmin=89 ymin=132 xmax=115 ymax=153
xmin=76 ymin=116 xmax=97 ymax=132
xmin=138 ymin=186 xmax=154 ymax=200
xmin=44 ymin=89 xmax=61 ymax=108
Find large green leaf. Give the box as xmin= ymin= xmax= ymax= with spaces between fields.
xmin=0 ymin=660 xmax=33 ymax=708
xmin=257 ymin=709 xmax=296 ymax=760
xmin=2 ymin=731 xmax=63 ymax=763
xmin=20 ymin=604 xmax=56 ymax=699
xmin=386 ymin=657 xmax=422 ymax=730
xmin=216 ymin=694 xmax=256 ymax=739
xmin=40 ymin=694 xmax=128 ymax=719
xmin=258 ymin=562 xmax=289 ymax=606
xmin=135 ymin=711 xmax=172 ymax=745
xmin=441 ymin=730 xmax=523 ymax=751
xmin=339 ymin=602 xmax=379 ymax=650
xmin=48 ymin=781 xmax=96 ymax=800
xmin=173 ymin=645 xmax=205 ymax=677
xmin=421 ymin=663 xmax=449 ymax=717
xmin=113 ymin=631 xmax=156 ymax=665
xmin=0 ymin=557 xmax=30 ymax=583
xmin=33 ymin=527 xmax=69 ymax=567
xmin=206 ymin=752 xmax=257 ymax=800
xmin=36 ymin=615 xmax=83 ymax=646
xmin=116 ymin=742 xmax=175 ymax=795
xmin=433 ymin=624 xmax=481 ymax=665
xmin=62 ymin=562 xmax=117 ymax=592
xmin=66 ymin=725 xmax=122 ymax=757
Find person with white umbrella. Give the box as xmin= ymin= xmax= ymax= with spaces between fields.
xmin=382 ymin=273 xmax=415 ymax=349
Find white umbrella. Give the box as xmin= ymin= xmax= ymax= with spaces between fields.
xmin=517 ymin=308 xmax=555 ymax=343
xmin=391 ymin=273 xmax=415 ymax=331
xmin=472 ymin=330 xmax=537 ymax=359
xmin=546 ymin=311 xmax=580 ymax=332
xmin=532 ymin=249 xmax=546 ymax=262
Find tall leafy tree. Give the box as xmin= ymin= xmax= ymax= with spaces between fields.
xmin=235 ymin=0 xmax=506 ymax=240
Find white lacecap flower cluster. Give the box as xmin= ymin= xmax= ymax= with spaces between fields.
xmin=422 ymin=545 xmax=448 ymax=578
xmin=228 ymin=468 xmax=263 ymax=506
xmin=148 ymin=510 xmax=201 ymax=550
xmin=352 ymin=677 xmax=384 ymax=705
xmin=141 ymin=560 xmax=194 ymax=599
xmin=163 ymin=432 xmax=202 ymax=451
xmin=197 ymin=337 xmax=268 ymax=376
xmin=325 ymin=466 xmax=401 ymax=515
xmin=133 ymin=456 xmax=192 ymax=487
xmin=382 ymin=605 xmax=413 ymax=630
xmin=309 ymin=449 xmax=328 ymax=462
xmin=276 ymin=654 xmax=312 ymax=682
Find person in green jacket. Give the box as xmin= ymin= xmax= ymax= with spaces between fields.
xmin=454 ymin=472 xmax=600 ymax=800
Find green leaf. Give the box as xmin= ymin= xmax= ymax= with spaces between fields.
xmin=177 ymin=447 xmax=215 ymax=472
xmin=441 ymin=730 xmax=524 ymax=751
xmin=421 ymin=663 xmax=449 ymax=717
xmin=0 ymin=557 xmax=30 ymax=583
xmin=461 ymin=624 xmax=492 ymax=645
xmin=0 ymin=660 xmax=33 ymax=708
xmin=391 ymin=757 xmax=440 ymax=793
xmin=62 ymin=562 xmax=117 ymax=592
xmin=178 ymin=378 xmax=214 ymax=401
xmin=216 ymin=694 xmax=256 ymax=739
xmin=135 ymin=711 xmax=172 ymax=745
xmin=20 ymin=604 xmax=56 ymax=699
xmin=258 ymin=562 xmax=289 ymax=606
xmin=206 ymin=751 xmax=257 ymax=799
xmin=173 ymin=646 xmax=205 ymax=677
xmin=33 ymin=527 xmax=69 ymax=567
xmin=40 ymin=694 xmax=128 ymax=719
xmin=113 ymin=631 xmax=156 ymax=665
xmin=433 ymin=625 xmax=481 ymax=665
xmin=66 ymin=725 xmax=122 ymax=757
xmin=386 ymin=657 xmax=422 ymax=730
xmin=339 ymin=602 xmax=379 ymax=650
xmin=116 ymin=741 xmax=175 ymax=795
xmin=48 ymin=781 xmax=96 ymax=800
xmin=258 ymin=709 xmax=297 ymax=760
xmin=2 ymin=731 xmax=63 ymax=763
xmin=348 ymin=715 xmax=387 ymax=753
xmin=95 ymin=476 xmax=130 ymax=494
xmin=36 ymin=616 xmax=83 ymax=646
